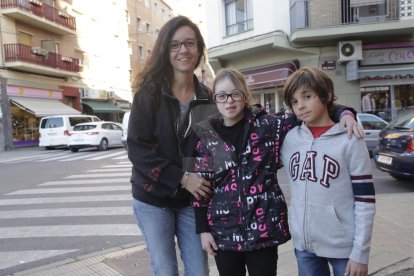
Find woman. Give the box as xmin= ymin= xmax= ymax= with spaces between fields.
xmin=127 ymin=16 xmax=216 ymax=276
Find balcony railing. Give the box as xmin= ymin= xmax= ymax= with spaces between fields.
xmin=290 ymin=0 xmax=401 ymax=33
xmin=4 ymin=43 xmax=80 ymax=73
xmin=0 ymin=0 xmax=76 ymax=31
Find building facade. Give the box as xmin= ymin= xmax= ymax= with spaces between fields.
xmin=205 ymin=0 xmax=414 ymax=119
xmin=0 ymin=0 xmax=133 ymax=149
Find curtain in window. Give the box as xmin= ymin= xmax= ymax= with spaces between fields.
xmin=225 ymin=1 xmax=237 ymax=35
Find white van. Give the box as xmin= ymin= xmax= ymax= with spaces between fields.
xmin=121 ymin=111 xmax=130 ymax=149
xmin=39 ymin=115 xmax=101 ymax=149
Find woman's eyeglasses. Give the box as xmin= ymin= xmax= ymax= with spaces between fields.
xmin=213 ymin=91 xmax=244 ymax=103
xmin=170 ymin=38 xmax=197 ymax=52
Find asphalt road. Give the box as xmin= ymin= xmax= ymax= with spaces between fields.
xmin=0 ymin=147 xmax=142 ymax=275
xmin=0 ymin=146 xmax=412 ymax=275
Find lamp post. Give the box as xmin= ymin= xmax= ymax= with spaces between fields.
xmin=0 ymin=76 xmax=13 ymax=151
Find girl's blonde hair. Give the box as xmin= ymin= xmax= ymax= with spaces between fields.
xmin=213 ymin=68 xmax=251 ymax=107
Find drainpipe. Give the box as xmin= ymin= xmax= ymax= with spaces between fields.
xmin=0 ymin=76 xmax=13 ymax=150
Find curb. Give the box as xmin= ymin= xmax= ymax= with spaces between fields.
xmin=12 ymin=242 xmax=145 ymax=276
xmin=370 ymin=258 xmax=414 ymax=276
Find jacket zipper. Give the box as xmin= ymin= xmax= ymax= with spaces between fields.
xmin=304 ymin=138 xmax=316 ymax=251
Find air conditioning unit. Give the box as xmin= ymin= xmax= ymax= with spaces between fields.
xmin=31 ymin=47 xmax=47 ymax=56
xmin=337 ymin=41 xmax=363 ymax=63
xmin=108 ymin=91 xmax=115 ymax=99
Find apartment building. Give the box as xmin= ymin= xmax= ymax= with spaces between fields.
xmin=127 ymin=0 xmax=173 ymax=92
xmin=0 ymin=0 xmax=133 ymax=149
xmin=205 ymin=0 xmax=414 ymax=120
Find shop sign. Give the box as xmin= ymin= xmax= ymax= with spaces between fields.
xmin=321 ymin=60 xmax=336 ymax=70
xmin=116 ymin=102 xmax=131 ymax=109
xmin=361 ymin=47 xmax=414 ymax=66
xmin=6 ymin=85 xmax=62 ymax=99
xmin=81 ymin=88 xmax=108 ymax=99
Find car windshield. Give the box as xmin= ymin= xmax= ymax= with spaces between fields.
xmin=74 ymin=124 xmax=97 ymax=131
xmin=387 ymin=110 xmax=414 ymax=130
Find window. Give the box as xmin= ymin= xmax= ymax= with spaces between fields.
xmin=18 ymin=31 xmax=32 ymax=45
xmin=225 ymin=0 xmax=253 ymax=36
xmin=41 ymin=40 xmax=58 ymax=53
xmin=137 ymin=17 xmax=141 ymax=30
xmin=75 ymin=50 xmax=86 ymax=67
xmin=146 ymin=23 xmax=150 ymax=33
xmin=139 ymin=45 xmax=144 ymax=59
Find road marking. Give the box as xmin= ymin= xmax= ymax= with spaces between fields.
xmin=0 ymin=207 xmax=132 ymax=218
xmin=113 ymin=155 xmax=129 ymax=160
xmin=58 ymin=151 xmax=110 ymax=161
xmin=0 ymin=224 xmax=140 ymax=238
xmin=0 ymin=250 xmax=78 ymax=270
xmin=0 ymin=152 xmax=61 ymax=163
xmin=65 ymin=173 xmax=131 ymax=178
xmin=86 ymin=151 xmax=126 ymax=160
xmin=7 ymin=186 xmax=130 ymax=195
xmin=39 ymin=178 xmax=130 ymax=186
xmin=0 ymin=194 xmax=131 ymax=205
xmin=103 ymin=164 xmax=132 ymax=168
xmin=86 ymin=168 xmax=131 ymax=172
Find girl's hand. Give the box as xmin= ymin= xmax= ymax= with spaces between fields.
xmin=201 ymin=232 xmax=218 ymax=256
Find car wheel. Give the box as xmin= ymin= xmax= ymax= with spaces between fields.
xmin=69 ymin=147 xmax=79 ymax=153
xmin=98 ymin=138 xmax=108 ymax=151
xmin=389 ymin=173 xmax=410 ymax=181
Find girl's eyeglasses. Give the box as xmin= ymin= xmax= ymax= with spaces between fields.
xmin=213 ymin=91 xmax=244 ymax=103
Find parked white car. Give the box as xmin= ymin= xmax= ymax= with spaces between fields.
xmin=68 ymin=121 xmax=123 ymax=152
xmin=357 ymin=113 xmax=389 ymax=154
xmin=39 ymin=115 xmax=101 ymax=150
xmin=121 ymin=111 xmax=130 ymax=149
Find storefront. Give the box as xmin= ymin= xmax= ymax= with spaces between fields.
xmin=7 ymin=85 xmax=81 ymax=147
xmin=359 ymin=42 xmax=414 ymax=121
xmin=81 ymin=100 xmax=124 ymax=122
xmin=241 ymin=60 xmax=299 ymax=113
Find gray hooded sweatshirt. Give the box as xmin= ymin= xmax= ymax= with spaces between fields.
xmin=281 ymin=123 xmax=376 ymax=264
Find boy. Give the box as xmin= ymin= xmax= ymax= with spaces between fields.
xmin=281 ymin=67 xmax=376 ymax=276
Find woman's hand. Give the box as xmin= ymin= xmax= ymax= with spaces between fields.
xmin=340 ymin=114 xmax=364 ymax=139
xmin=181 ymin=172 xmax=212 ymax=200
xmin=201 ymin=232 xmax=218 ymax=256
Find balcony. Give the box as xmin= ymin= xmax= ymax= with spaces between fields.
xmin=3 ymin=43 xmax=80 ymax=78
xmin=0 ymin=0 xmax=76 ymax=35
xmin=290 ymin=0 xmax=414 ymax=44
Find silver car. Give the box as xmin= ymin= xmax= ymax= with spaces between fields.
xmin=357 ymin=113 xmax=389 ymax=155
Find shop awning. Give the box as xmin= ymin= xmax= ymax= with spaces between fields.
xmin=241 ymin=60 xmax=300 ymax=89
xmin=359 ymin=65 xmax=414 ymax=80
xmin=10 ymin=97 xmax=81 ymax=117
xmin=82 ymin=101 xmax=124 ymax=113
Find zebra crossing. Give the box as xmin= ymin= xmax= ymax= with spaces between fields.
xmin=0 ymin=156 xmax=140 ymax=275
xmin=0 ymin=148 xmax=129 ymax=164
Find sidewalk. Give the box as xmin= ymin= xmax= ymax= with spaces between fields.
xmin=12 ymin=192 xmax=414 ymax=276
